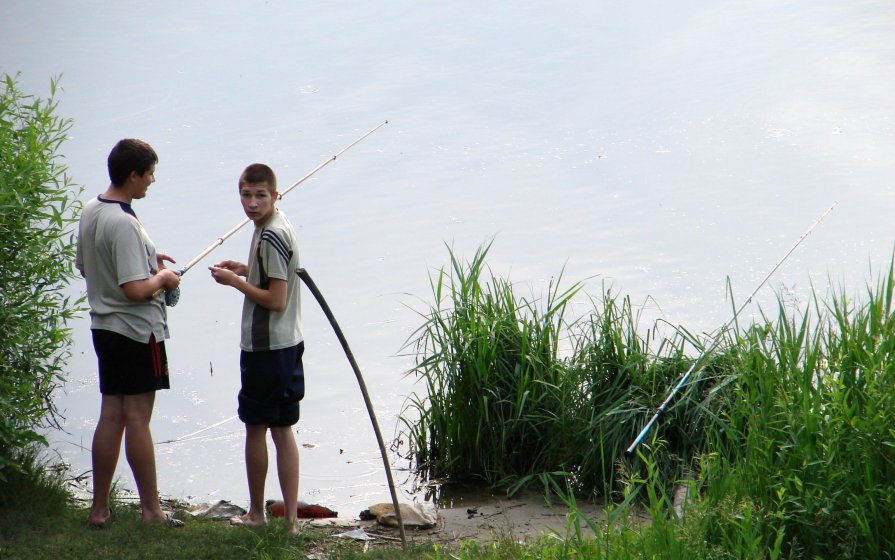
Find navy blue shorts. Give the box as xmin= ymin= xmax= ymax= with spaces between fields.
xmin=92 ymin=329 xmax=170 ymax=395
xmin=238 ymin=342 xmax=305 ymax=427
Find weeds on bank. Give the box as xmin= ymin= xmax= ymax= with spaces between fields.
xmin=401 ymin=242 xmax=712 ymax=496
xmin=0 ymin=446 xmax=70 ymax=512
xmin=403 ymin=244 xmax=895 ymax=558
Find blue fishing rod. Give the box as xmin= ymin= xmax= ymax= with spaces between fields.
xmin=625 ymin=202 xmax=837 ymax=455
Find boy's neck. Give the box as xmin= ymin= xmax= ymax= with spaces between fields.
xmin=101 ymin=185 xmax=133 ymax=204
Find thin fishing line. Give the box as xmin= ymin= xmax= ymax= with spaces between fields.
xmin=625 ymin=201 xmax=837 ymax=455
xmin=156 ymin=414 xmax=239 ymax=445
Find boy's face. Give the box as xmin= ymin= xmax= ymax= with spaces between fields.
xmin=240 ymin=182 xmax=276 ymax=223
xmin=129 ymin=164 xmax=156 ymax=199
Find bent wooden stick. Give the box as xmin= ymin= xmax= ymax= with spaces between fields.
xmin=296 ymin=268 xmax=407 ymax=546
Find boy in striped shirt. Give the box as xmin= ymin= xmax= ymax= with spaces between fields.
xmin=209 ymin=163 xmax=304 ymax=534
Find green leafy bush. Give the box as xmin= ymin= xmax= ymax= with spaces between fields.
xmin=0 ymin=74 xmax=83 ymax=480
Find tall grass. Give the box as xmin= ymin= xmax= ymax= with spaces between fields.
xmin=0 ymin=445 xmax=70 ymax=512
xmin=692 ymin=267 xmax=895 ymax=558
xmin=402 ymin=242 xmax=583 ymax=486
xmin=402 ymin=244 xmax=895 ymax=558
xmin=402 ymin=243 xmax=705 ymax=497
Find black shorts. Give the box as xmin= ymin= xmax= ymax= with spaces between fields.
xmin=238 ymin=342 xmax=305 ymax=427
xmin=92 ymin=329 xmax=170 ymax=395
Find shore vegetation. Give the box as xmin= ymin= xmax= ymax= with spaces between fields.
xmin=0 ymin=73 xmax=83 ymax=482
xmin=401 ymin=242 xmax=895 ymax=558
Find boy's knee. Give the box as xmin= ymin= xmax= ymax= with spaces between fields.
xmin=269 ymin=425 xmax=297 ymax=443
xmin=97 ymin=410 xmax=126 ymax=428
xmin=245 ymin=424 xmax=269 ymax=439
xmin=269 ymin=425 xmax=293 ymax=437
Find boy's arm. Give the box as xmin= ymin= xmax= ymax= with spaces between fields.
xmin=122 ymin=268 xmax=181 ymax=301
xmin=75 ymin=236 xmax=84 ymax=276
xmin=209 ymin=266 xmax=287 ymax=312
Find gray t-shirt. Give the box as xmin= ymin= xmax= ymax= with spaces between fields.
xmin=240 ymin=209 xmax=303 ymax=351
xmin=75 ymin=196 xmax=169 ymax=343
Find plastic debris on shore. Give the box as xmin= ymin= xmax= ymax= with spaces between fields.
xmin=360 ymin=502 xmax=438 ymax=529
xmin=186 ymin=500 xmax=246 ymax=520
xmin=334 ymin=528 xmax=376 ymax=541
xmin=309 ymin=517 xmax=358 ymax=528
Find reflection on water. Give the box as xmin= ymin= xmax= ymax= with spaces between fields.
xmin=2 ymin=0 xmax=893 ymax=509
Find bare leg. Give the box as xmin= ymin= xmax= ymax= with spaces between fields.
xmin=270 ymin=426 xmax=300 ymax=534
xmin=89 ymin=395 xmax=125 ymax=526
xmin=121 ymin=391 xmax=167 ymax=523
xmin=232 ymin=424 xmax=269 ymax=526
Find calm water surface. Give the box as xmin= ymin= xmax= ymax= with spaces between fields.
xmin=2 ymin=1 xmax=894 ymax=509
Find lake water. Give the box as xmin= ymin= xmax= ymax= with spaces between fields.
xmin=2 ymin=1 xmax=894 ymax=511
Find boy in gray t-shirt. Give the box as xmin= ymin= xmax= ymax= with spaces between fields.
xmin=76 ymin=138 xmax=182 ymax=528
xmin=209 ymin=163 xmax=305 ymax=534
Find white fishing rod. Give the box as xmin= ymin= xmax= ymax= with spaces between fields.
xmin=625 ymin=202 xmax=837 ymax=455
xmin=181 ymin=121 xmax=388 ymax=276
xmin=160 ymin=121 xmax=389 ymax=305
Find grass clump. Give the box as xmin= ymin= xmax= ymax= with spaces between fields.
xmin=402 ymin=243 xmax=895 ymax=558
xmin=0 ymin=446 xmax=70 ymax=515
xmin=689 ymin=269 xmax=895 ymax=558
xmin=402 ymin=241 xmax=584 ymax=487
xmin=401 ymin=242 xmax=704 ymax=496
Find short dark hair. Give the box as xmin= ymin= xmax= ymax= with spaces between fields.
xmin=107 ymin=139 xmax=158 ymax=187
xmin=239 ymin=163 xmax=277 ymax=192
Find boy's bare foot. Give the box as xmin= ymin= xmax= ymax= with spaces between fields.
xmin=142 ymin=512 xmax=185 ymax=528
xmin=230 ymin=513 xmax=266 ymax=527
xmin=87 ymin=507 xmax=112 ymax=529
xmin=286 ymin=518 xmax=308 ymax=535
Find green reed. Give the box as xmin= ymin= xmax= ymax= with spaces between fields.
xmin=402 ymin=242 xmax=582 ymax=485
xmin=401 ymin=243 xmax=702 ymax=494
xmin=403 ymin=245 xmax=895 ymax=558
xmin=690 ymin=264 xmax=895 ymax=558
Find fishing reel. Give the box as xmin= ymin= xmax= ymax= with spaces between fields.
xmin=164 ymin=267 xmax=187 ymax=307
xmin=164 ymin=286 xmax=180 ymax=307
